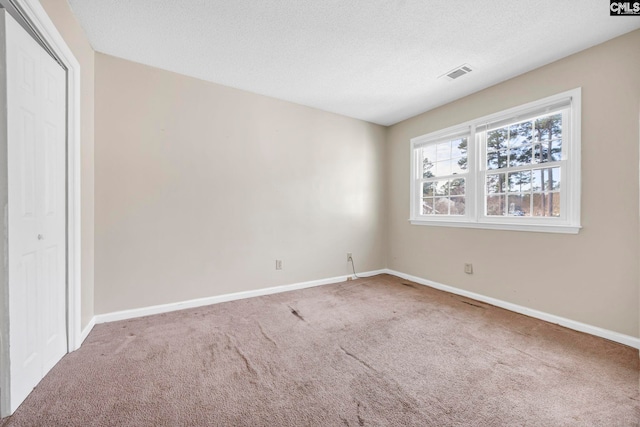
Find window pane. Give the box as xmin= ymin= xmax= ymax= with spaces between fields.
xmin=534 ymin=142 xmax=552 ymax=163
xmin=422 ymin=145 xmax=436 ymax=161
xmin=487 ymin=149 xmax=507 ymax=170
xmin=423 ymin=138 xmax=469 ymax=177
xmin=422 ymin=197 xmax=434 ymax=215
xmin=534 ymin=142 xmax=563 ymax=164
xmin=423 ymin=158 xmax=435 ymax=178
xmin=436 ymin=141 xmax=451 ymax=161
xmin=434 ymin=197 xmax=450 ymax=215
xmin=487 ymin=127 xmax=508 ymax=151
xmin=486 ymin=195 xmax=505 ymax=216
xmin=509 ymin=145 xmax=533 ymax=167
xmin=532 ymin=193 xmax=560 ymax=217
xmin=532 ymin=169 xmax=543 ymax=191
xmin=434 ymin=181 xmax=447 ymax=196
xmin=422 ymin=182 xmax=435 ymax=197
xmin=451 ymin=138 xmax=468 ymax=158
xmin=535 ymin=113 xmax=562 ymax=142
xmin=435 ymin=159 xmax=452 ymax=177
xmin=532 ymin=167 xmax=561 ymax=191
xmin=508 ymin=170 xmax=532 ymax=193
xmin=486 ymin=173 xmax=506 ymax=194
xmin=422 ymin=145 xmax=436 ymax=178
xmin=450 ymin=178 xmax=465 ymax=196
xmin=450 ymin=196 xmax=465 ymax=215
xmin=421 ymin=180 xmax=466 ymax=217
xmin=509 ymin=121 xmax=532 ymax=147
xmin=451 ymin=157 xmax=468 ymax=175
xmin=549 ymin=167 xmax=561 ymax=190
xmin=533 ymin=143 xmax=543 ymax=163
xmin=550 ymin=139 xmax=562 ymax=161
xmin=507 ymin=194 xmax=531 ymax=216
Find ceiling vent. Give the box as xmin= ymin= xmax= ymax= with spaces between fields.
xmin=440 ymin=64 xmax=473 ymax=81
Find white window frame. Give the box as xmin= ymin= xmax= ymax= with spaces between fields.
xmin=410 ymin=88 xmax=581 ymax=234
xmin=410 ymin=125 xmax=475 ymax=223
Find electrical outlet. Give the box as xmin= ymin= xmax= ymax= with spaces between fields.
xmin=276 ymin=260 xmax=283 ymax=270
xmin=347 ymin=252 xmax=353 ymax=262
xmin=464 ymin=263 xmax=473 ymax=274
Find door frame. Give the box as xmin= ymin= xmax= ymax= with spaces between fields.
xmin=0 ymin=0 xmax=81 ymax=417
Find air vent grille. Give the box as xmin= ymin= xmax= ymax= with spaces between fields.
xmin=441 ymin=64 xmax=473 ymax=81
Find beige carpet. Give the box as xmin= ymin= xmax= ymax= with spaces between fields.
xmin=2 ymin=274 xmax=639 ymax=426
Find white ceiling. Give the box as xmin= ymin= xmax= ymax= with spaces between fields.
xmin=68 ymin=0 xmax=640 ymax=126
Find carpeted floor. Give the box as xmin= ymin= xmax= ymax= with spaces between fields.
xmin=2 ymin=274 xmax=639 ymax=426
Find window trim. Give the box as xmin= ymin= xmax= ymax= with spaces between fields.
xmin=409 ymin=88 xmax=581 ymax=234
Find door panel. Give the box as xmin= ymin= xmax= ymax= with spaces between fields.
xmin=18 ymin=48 xmax=36 ymax=95
xmin=43 ymin=122 xmax=56 ymax=215
xmin=14 ymin=251 xmax=40 ymax=403
xmin=5 ymin=10 xmax=67 ymax=413
xmin=41 ymin=244 xmax=63 ymax=374
xmin=19 ymin=109 xmax=36 ymax=217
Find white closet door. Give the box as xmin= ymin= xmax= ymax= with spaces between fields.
xmin=5 ymin=10 xmax=67 ymax=413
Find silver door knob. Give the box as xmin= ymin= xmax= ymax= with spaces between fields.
xmin=37 ymin=234 xmax=43 ymax=240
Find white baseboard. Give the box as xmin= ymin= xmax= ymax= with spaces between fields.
xmin=383 ymin=269 xmax=640 ymax=350
xmin=86 ymin=267 xmax=639 ymax=351
xmin=79 ymin=316 xmax=96 ymax=346
xmin=94 ymin=269 xmax=387 ymax=325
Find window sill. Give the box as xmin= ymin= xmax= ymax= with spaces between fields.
xmin=409 ymin=219 xmax=581 ymax=234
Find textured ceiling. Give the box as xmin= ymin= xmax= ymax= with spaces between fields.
xmin=68 ymin=0 xmax=640 ymax=126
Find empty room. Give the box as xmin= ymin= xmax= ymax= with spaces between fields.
xmin=0 ymin=0 xmax=639 ymax=425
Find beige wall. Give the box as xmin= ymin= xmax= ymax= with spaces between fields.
xmin=39 ymin=0 xmax=95 ymax=329
xmin=94 ymin=53 xmax=387 ymax=314
xmin=387 ymin=30 xmax=640 ymax=338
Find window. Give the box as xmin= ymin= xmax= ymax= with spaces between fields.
xmin=410 ymin=88 xmax=581 ymax=234
xmin=420 ymin=133 xmax=469 ymax=216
